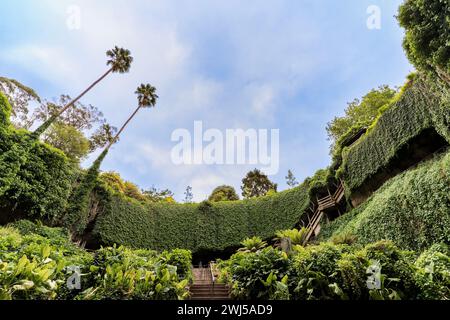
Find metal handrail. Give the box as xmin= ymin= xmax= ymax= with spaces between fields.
xmin=210 ymin=262 xmax=216 ymax=283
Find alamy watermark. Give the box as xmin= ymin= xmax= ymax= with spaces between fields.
xmin=367 ymin=5 xmax=381 ymax=30
xmin=366 ymin=260 xmax=382 ymax=290
xmin=66 ymin=266 xmax=81 ymax=290
xmin=66 ymin=5 xmax=82 ymax=30
xmin=171 ymin=121 xmax=280 ymax=175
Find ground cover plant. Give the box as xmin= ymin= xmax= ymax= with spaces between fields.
xmin=218 ymin=238 xmax=450 ymax=300
xmin=0 ymin=221 xmax=191 ymax=300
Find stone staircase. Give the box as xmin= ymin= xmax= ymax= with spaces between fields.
xmin=190 ymin=266 xmax=231 ymax=300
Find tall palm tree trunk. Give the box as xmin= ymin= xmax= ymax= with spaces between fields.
xmin=104 ymin=105 xmax=141 ymax=151
xmin=64 ymin=148 xmax=109 ymax=235
xmin=33 ymin=68 xmax=113 ymax=137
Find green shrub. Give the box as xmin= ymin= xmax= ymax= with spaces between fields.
xmin=1 ymin=136 xmax=76 ymax=222
xmin=274 ymin=228 xmax=308 ymax=246
xmin=0 ymin=225 xmax=192 ymax=300
xmin=0 ymin=131 xmax=30 ymax=197
xmin=220 ymin=240 xmax=449 ymax=300
xmin=82 ymin=245 xmax=190 ymax=300
xmin=0 ymin=227 xmax=22 ymax=251
xmin=0 ymin=93 xmax=76 ymax=222
xmin=330 ymin=232 xmax=358 ymax=246
xmin=362 ymin=241 xmax=418 ymax=298
xmin=336 ymin=241 xmax=420 ymax=300
xmin=8 ymin=220 xmax=70 ymax=247
xmin=64 ymin=150 xmax=108 ymax=235
xmin=158 ymin=249 xmax=193 ymax=281
xmin=0 ymin=226 xmax=92 ymax=300
xmin=427 ymin=82 xmax=450 ymax=142
xmin=414 ymin=243 xmax=450 ymax=300
xmin=224 ymin=247 xmax=290 ymax=300
xmin=0 ymin=92 xmax=12 ymax=129
xmin=289 ymin=243 xmax=350 ymax=300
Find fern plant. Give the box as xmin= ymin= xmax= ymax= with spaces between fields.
xmin=238 ymin=236 xmax=268 ymax=253
xmin=274 ymin=228 xmax=309 ymax=246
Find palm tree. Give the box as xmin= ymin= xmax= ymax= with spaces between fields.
xmin=34 ymin=46 xmax=133 ymax=137
xmin=104 ymin=83 xmax=158 ymax=152
xmin=64 ymin=84 xmax=158 ymax=235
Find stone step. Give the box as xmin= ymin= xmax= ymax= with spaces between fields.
xmin=191 ymin=297 xmax=231 ymax=301
xmin=191 ymin=291 xmax=230 ymax=296
xmin=191 ymin=288 xmax=229 ymax=292
xmin=190 ymin=267 xmax=231 ymax=300
xmin=191 ymin=292 xmax=230 ymax=299
xmin=190 ymin=284 xmax=228 ymax=289
xmin=191 ymin=292 xmax=230 ymax=296
xmin=190 ymin=287 xmax=231 ymax=300
xmin=191 ymin=287 xmax=229 ymax=291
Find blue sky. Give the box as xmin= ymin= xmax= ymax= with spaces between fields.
xmin=0 ymin=0 xmax=413 ymax=201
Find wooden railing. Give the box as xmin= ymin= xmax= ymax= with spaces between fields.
xmin=303 ymin=180 xmax=346 ymax=245
xmin=303 ymin=209 xmax=324 ymax=245
xmin=334 ymin=182 xmax=345 ymax=203
xmin=317 ymin=195 xmax=335 ymax=211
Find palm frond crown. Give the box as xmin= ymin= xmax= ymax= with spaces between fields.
xmin=106 ymin=46 xmax=133 ymax=73
xmin=135 ymin=84 xmax=158 ymax=108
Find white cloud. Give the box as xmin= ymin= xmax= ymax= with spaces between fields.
xmin=0 ymin=45 xmax=81 ymax=85
xmin=247 ymin=84 xmax=276 ymax=116
xmin=189 ymin=174 xmax=225 ymax=202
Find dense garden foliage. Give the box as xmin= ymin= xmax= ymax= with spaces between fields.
xmin=218 ymin=240 xmax=450 ymax=300
xmin=0 ymin=221 xmax=191 ymax=300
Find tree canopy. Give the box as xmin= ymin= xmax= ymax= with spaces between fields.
xmin=398 ymin=0 xmax=450 ymax=84
xmin=0 ymin=78 xmax=117 ymax=162
xmin=0 ymin=77 xmax=41 ymax=129
xmin=326 ymin=85 xmax=397 ymax=144
xmin=184 ymin=186 xmax=193 ymax=203
xmin=285 ymin=170 xmax=299 ymax=188
xmin=42 ymin=122 xmax=91 ymax=162
xmin=142 ymin=187 xmax=175 ymax=203
xmin=208 ymin=185 xmax=240 ymax=202
xmin=241 ymin=169 xmax=277 ymax=199
xmin=100 ymin=172 xmax=174 ymax=203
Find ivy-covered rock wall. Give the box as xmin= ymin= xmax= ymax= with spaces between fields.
xmin=319 ymin=150 xmax=450 ymax=251
xmin=339 ymin=79 xmax=450 ymax=198
xmin=91 ymin=183 xmax=310 ymax=252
